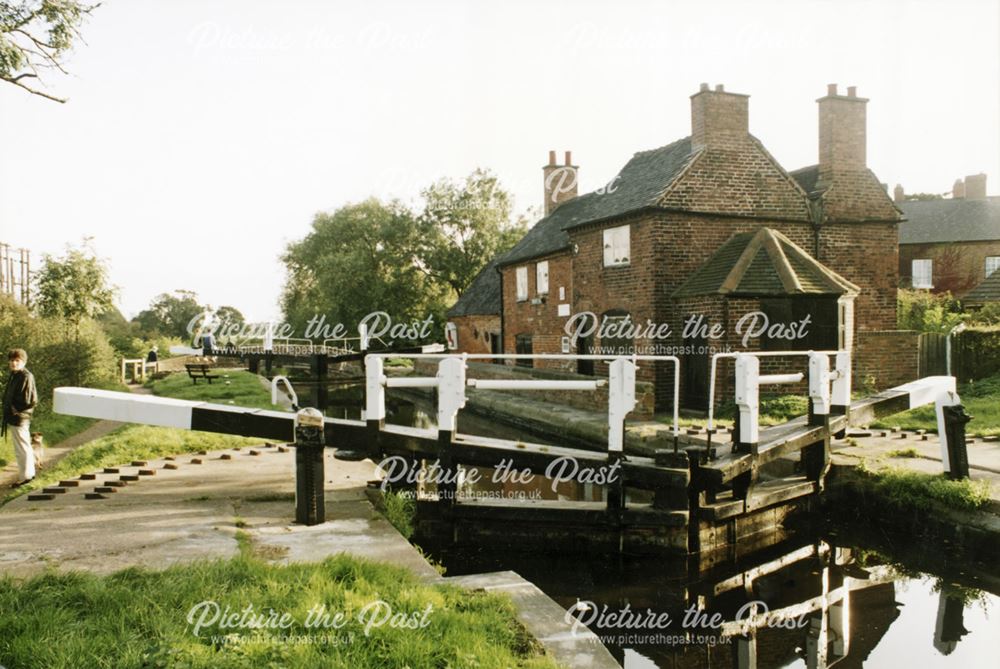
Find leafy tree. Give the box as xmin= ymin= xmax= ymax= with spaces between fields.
xmin=281 ymin=198 xmax=449 ymax=342
xmin=34 ymin=239 xmax=116 ymax=335
xmin=0 ymin=0 xmax=98 ymax=102
xmin=904 ymin=193 xmax=946 ymax=201
xmin=416 ymin=169 xmax=527 ymax=296
xmin=133 ymin=290 xmax=205 ymax=341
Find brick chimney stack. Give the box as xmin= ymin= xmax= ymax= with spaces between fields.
xmin=817 ymin=84 xmax=868 ymax=180
xmin=953 ymin=178 xmax=966 ymax=199
xmin=543 ymin=150 xmax=578 ymax=215
xmin=964 ymin=173 xmax=987 ymax=199
xmin=690 ymin=83 xmax=750 ymax=151
xmin=893 ymin=184 xmax=905 ymax=202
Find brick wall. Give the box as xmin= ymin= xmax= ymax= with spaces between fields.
xmin=900 ymin=240 xmax=1000 ymax=296
xmin=450 ymin=314 xmax=500 ymax=355
xmin=500 ymin=251 xmax=574 ymax=372
xmin=817 ymin=221 xmax=898 ymax=330
xmin=853 ymin=330 xmax=920 ymax=390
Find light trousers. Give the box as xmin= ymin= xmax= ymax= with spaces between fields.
xmin=11 ymin=423 xmax=35 ymax=480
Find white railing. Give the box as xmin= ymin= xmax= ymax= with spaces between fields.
xmin=707 ymin=350 xmax=849 ymax=433
xmin=363 ymin=353 xmax=681 ymax=453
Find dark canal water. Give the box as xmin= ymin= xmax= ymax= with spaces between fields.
xmin=306 ymin=380 xmax=999 ymax=669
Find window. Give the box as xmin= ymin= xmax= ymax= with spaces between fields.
xmin=515 ymin=266 xmax=528 ymax=301
xmin=536 ymin=261 xmax=549 ymax=295
xmin=912 ymin=259 xmax=933 ymax=289
xmin=515 ymin=334 xmax=533 ymax=368
xmin=986 ymin=256 xmax=1000 ymax=278
xmin=603 ymin=225 xmax=630 ymax=267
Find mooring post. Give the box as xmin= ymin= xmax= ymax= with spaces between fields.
xmin=294 ymin=407 xmax=326 ymax=525
xmin=936 ymin=389 xmax=971 ymax=479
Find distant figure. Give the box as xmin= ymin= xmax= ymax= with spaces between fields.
xmin=201 ymin=331 xmax=216 ymax=355
xmin=2 ymin=348 xmax=38 ymax=487
xmin=145 ymin=345 xmax=159 ymax=376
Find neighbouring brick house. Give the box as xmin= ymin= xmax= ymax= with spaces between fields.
xmin=895 ymin=176 xmax=1000 ymax=296
xmin=449 ymin=83 xmax=902 ymax=410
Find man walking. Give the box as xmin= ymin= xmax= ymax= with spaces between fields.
xmin=2 ymin=349 xmax=38 ymax=487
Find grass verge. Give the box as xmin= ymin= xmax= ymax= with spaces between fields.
xmin=381 ymin=490 xmax=416 ymax=540
xmin=146 ymin=370 xmax=275 ymax=410
xmin=855 ymin=462 xmax=991 ymax=512
xmin=0 ymin=552 xmax=558 ymax=669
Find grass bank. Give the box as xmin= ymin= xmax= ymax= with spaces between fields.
xmin=0 ymin=552 xmax=558 ymax=669
xmin=146 ymin=370 xmax=275 ymax=410
xmin=854 ymin=462 xmax=991 ymax=512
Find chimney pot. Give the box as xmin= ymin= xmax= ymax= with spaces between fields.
xmin=542 ymin=150 xmax=578 ymax=215
xmin=699 ymin=82 xmax=709 ymax=92
xmin=818 ymin=84 xmax=867 ymax=175
xmin=965 ymin=173 xmax=987 ymax=199
xmin=893 ymin=184 xmax=905 ymax=202
xmin=715 ymin=84 xmax=724 ymax=92
xmin=690 ymin=84 xmax=750 ymax=151
xmin=953 ymin=178 xmax=966 ymax=199
xmin=847 ymin=86 xmax=857 ymax=97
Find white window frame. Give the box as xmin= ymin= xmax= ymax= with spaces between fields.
xmin=603 ymin=225 xmax=630 ymax=267
xmin=912 ymin=259 xmax=933 ymax=289
xmin=515 ymin=266 xmax=528 ymax=301
xmin=536 ymin=261 xmax=549 ymax=295
xmin=986 ymin=256 xmax=1000 ymax=278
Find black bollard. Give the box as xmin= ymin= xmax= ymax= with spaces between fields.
xmin=294 ymin=407 xmax=326 ymax=525
xmin=943 ymin=404 xmax=972 ymax=480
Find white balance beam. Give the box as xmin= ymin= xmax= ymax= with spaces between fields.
xmin=54 ymin=387 xmax=199 ymax=429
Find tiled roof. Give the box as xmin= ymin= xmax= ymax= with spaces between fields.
xmin=789 ymin=165 xmax=822 ymax=197
xmin=898 ymin=197 xmax=1000 ymax=244
xmin=672 ymin=228 xmax=859 ymax=298
xmin=447 ymin=258 xmax=501 ymax=317
xmin=963 ymin=270 xmax=1000 ymax=306
xmin=497 ymin=138 xmax=697 ymax=267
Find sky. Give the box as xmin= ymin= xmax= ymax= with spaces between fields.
xmin=1 ymin=0 xmax=998 ymax=322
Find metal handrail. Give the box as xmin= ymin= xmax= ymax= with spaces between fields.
xmin=706 ymin=350 xmax=844 ymax=432
xmin=365 ymin=352 xmax=682 ymax=439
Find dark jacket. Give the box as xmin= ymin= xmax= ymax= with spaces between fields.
xmin=2 ymin=369 xmax=37 ymax=436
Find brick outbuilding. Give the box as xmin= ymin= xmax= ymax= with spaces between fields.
xmin=449 ymin=84 xmax=902 ymax=411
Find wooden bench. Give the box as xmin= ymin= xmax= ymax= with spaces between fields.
xmin=185 ymin=363 xmax=220 ymax=384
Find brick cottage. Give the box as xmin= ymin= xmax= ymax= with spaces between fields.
xmin=448 ymin=84 xmax=904 ymax=411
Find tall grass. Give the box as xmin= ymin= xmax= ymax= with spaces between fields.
xmin=0 ymin=553 xmax=558 ymax=669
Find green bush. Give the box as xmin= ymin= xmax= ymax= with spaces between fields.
xmin=897 ymin=289 xmax=965 ymax=333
